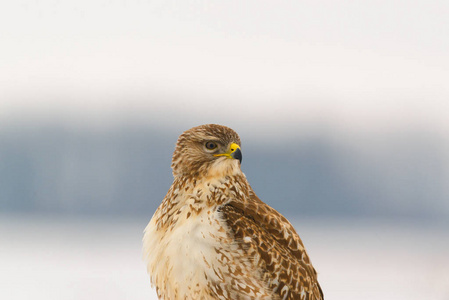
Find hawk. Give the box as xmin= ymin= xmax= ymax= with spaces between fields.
xmin=143 ymin=124 xmax=323 ymax=300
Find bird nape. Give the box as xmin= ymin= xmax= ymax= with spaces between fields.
xmin=143 ymin=124 xmax=323 ymax=300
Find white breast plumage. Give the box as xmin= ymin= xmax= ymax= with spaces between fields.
xmin=143 ymin=181 xmax=235 ymax=299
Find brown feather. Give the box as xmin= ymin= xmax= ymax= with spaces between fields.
xmin=219 ymin=189 xmax=323 ymax=300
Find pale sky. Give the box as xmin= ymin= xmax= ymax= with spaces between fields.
xmin=1 ymin=0 xmax=448 ymax=135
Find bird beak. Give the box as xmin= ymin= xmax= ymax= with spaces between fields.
xmin=214 ymin=143 xmax=242 ymax=164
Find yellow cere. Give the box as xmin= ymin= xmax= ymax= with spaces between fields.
xmin=229 ymin=143 xmax=240 ymax=153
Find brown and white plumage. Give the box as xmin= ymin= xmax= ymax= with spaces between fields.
xmin=143 ymin=124 xmax=323 ymax=300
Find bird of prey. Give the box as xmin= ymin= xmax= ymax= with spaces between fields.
xmin=143 ymin=124 xmax=323 ymax=300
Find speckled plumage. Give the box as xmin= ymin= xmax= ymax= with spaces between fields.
xmin=143 ymin=124 xmax=323 ymax=300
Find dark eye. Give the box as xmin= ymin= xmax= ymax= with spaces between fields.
xmin=205 ymin=141 xmax=218 ymax=150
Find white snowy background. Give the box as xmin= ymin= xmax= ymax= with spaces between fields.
xmin=1 ymin=215 xmax=448 ymax=300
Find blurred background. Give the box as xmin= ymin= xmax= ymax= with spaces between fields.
xmin=1 ymin=1 xmax=448 ymax=299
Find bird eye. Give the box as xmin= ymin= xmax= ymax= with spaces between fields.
xmin=205 ymin=141 xmax=218 ymax=150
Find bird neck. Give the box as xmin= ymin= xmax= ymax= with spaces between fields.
xmin=152 ymin=172 xmax=250 ymax=230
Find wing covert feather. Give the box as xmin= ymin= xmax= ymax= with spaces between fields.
xmin=219 ymin=191 xmax=323 ymax=300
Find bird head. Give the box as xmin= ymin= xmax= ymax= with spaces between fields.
xmin=171 ymin=124 xmax=242 ymax=179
